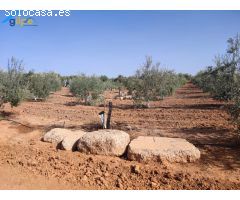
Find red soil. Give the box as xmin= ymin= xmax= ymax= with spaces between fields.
xmin=0 ymin=82 xmax=240 ymax=189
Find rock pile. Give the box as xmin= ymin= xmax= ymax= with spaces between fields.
xmin=43 ymin=129 xmax=200 ymax=163
xmin=43 ymin=128 xmax=85 ymax=151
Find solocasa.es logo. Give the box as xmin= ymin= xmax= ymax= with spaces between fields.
xmin=2 ymin=15 xmax=38 ymax=27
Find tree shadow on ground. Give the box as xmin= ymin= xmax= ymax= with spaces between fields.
xmin=172 ymin=125 xmax=240 ymax=170
xmin=61 ymin=94 xmax=74 ymax=97
xmin=198 ymin=145 xmax=240 ymax=170
xmin=174 ymin=126 xmax=236 ymax=146
xmin=103 ymin=103 xmax=227 ymax=110
xmin=0 ymin=111 xmax=15 ymax=118
xmin=80 ymin=123 xmax=102 ymax=132
xmin=78 ymin=121 xmax=138 ymax=132
xmin=180 ymin=95 xmax=209 ymax=99
xmin=64 ymin=101 xmax=81 ymax=106
xmin=170 ymin=103 xmax=226 ymax=110
xmin=112 ymin=104 xmax=137 ymax=110
xmin=7 ymin=121 xmax=34 ymax=134
xmin=176 ymin=90 xmax=205 ymax=95
xmin=113 ymin=103 xmax=226 ymax=110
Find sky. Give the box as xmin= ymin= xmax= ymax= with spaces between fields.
xmin=0 ymin=10 xmax=240 ymax=77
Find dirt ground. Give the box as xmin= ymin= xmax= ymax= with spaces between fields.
xmin=1 ymin=82 xmax=240 ymax=190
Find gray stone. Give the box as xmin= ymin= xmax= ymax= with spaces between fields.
xmin=43 ymin=128 xmax=72 ymax=144
xmin=61 ymin=131 xmax=86 ymax=151
xmin=77 ymin=129 xmax=130 ymax=156
xmin=127 ymin=136 xmax=200 ymax=163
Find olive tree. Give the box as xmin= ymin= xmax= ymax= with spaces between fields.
xmin=70 ymin=76 xmax=104 ymax=105
xmin=0 ymin=70 xmax=6 ymax=107
xmin=230 ymin=76 xmax=240 ymax=137
xmin=228 ymin=34 xmax=240 ymax=136
xmin=194 ymin=34 xmax=240 ymax=138
xmin=28 ymin=72 xmax=61 ymax=99
xmin=0 ymin=57 xmax=29 ymax=107
xmin=45 ymin=72 xmax=62 ymax=92
xmin=127 ymin=56 xmax=186 ymax=107
xmin=194 ymin=34 xmax=240 ymax=100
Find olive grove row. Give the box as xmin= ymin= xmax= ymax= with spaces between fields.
xmin=69 ymin=56 xmax=189 ymax=107
xmin=1 ymin=56 xmax=189 ymax=108
xmin=193 ymin=34 xmax=240 ymax=135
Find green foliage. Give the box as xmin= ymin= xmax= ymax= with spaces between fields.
xmin=103 ymin=79 xmax=122 ymax=91
xmin=45 ymin=72 xmax=62 ymax=92
xmin=0 ymin=57 xmax=29 ymax=107
xmin=28 ymin=72 xmax=61 ymax=99
xmin=0 ymin=70 xmax=6 ymax=107
xmin=178 ymin=73 xmax=191 ymax=85
xmin=100 ymin=75 xmax=109 ymax=82
xmin=0 ymin=80 xmax=5 ymax=109
xmin=70 ymin=76 xmax=105 ymax=105
xmin=28 ymin=74 xmax=51 ymax=99
xmin=114 ymin=75 xmax=126 ymax=84
xmin=193 ymin=34 xmax=240 ymax=101
xmin=61 ymin=75 xmax=77 ymax=87
xmin=1 ymin=58 xmax=62 ymax=106
xmin=125 ymin=56 xmax=187 ymax=107
xmin=0 ymin=113 xmax=4 ymax=120
xmin=230 ymin=99 xmax=240 ymax=136
xmin=193 ymin=33 xmax=240 ymax=136
xmin=229 ymin=74 xmax=240 ymax=136
xmin=122 ymin=76 xmax=137 ymax=95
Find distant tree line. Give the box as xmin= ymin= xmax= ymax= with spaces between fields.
xmin=1 ymin=56 xmax=190 ymax=108
xmin=69 ymin=57 xmax=189 ymax=107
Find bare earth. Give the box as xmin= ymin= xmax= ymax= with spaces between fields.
xmin=1 ymin=82 xmax=240 ymax=190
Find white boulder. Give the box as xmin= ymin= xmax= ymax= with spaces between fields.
xmin=43 ymin=128 xmax=72 ymax=144
xmin=77 ymin=130 xmax=130 ymax=156
xmin=127 ymin=136 xmax=200 ymax=163
xmin=61 ymin=131 xmax=86 ymax=151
